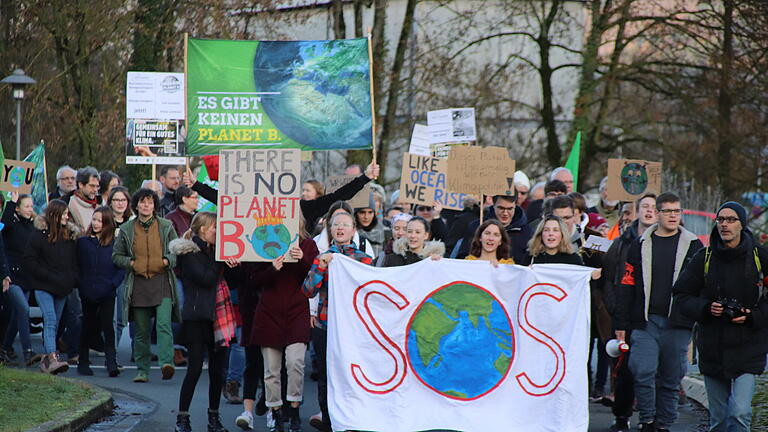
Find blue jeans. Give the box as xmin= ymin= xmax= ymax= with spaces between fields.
xmin=704 ymin=373 xmax=755 ymax=432
xmin=3 ymin=285 xmax=31 ymax=351
xmin=115 ymin=281 xmax=125 ymax=348
xmin=35 ymin=290 xmax=66 ymax=354
xmin=227 ymin=326 xmax=245 ymax=382
xmin=628 ymin=315 xmax=691 ymax=427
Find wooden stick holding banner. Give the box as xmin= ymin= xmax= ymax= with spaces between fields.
xmin=152 ymin=163 xmax=156 ymax=186
xmin=367 ymin=28 xmax=377 ymax=169
xmin=42 ymin=142 xmax=49 ymax=202
xmin=480 ymin=195 xmax=484 ymax=224
xmin=184 ymin=32 xmax=190 ymax=178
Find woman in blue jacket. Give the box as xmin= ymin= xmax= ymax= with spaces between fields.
xmin=76 ymin=206 xmax=124 ymax=376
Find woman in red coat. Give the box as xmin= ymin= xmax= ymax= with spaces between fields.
xmin=245 ymin=221 xmax=318 ymax=432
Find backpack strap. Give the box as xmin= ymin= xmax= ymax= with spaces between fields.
xmin=704 ymin=247 xmax=712 ymax=275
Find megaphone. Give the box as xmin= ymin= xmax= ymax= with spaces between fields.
xmin=605 ymin=339 xmax=629 ymax=358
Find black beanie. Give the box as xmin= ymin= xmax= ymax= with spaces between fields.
xmin=716 ymin=201 xmax=747 ymax=228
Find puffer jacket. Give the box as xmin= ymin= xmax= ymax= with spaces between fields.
xmin=23 ymin=216 xmax=79 ymax=297
xmin=169 ymin=235 xmax=226 ymax=322
xmin=674 ymin=230 xmax=768 ymax=378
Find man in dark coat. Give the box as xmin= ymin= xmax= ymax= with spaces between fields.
xmin=674 ymin=202 xmax=768 ymax=432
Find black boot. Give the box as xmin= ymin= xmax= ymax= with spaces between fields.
xmin=175 ymin=412 xmax=191 ymax=432
xmin=105 ymin=346 xmax=119 ymax=377
xmin=208 ymin=409 xmax=229 ymax=432
xmin=77 ymin=348 xmax=93 ymax=376
xmin=287 ymin=405 xmax=301 ymax=432
xmin=270 ymin=408 xmax=284 ymax=432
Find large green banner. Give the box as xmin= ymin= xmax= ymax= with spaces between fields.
xmin=186 ymin=38 xmax=373 ymax=155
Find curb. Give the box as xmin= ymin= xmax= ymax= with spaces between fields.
xmin=25 ymin=377 xmax=113 ymax=432
xmin=682 ymin=375 xmax=708 ymax=410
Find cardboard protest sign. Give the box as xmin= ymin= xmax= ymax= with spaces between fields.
xmin=399 ymin=153 xmax=472 ymax=211
xmin=0 ymin=159 xmax=35 ymax=194
xmin=446 ymin=146 xmax=515 ymax=196
xmin=325 ymin=175 xmax=372 ymax=209
xmin=606 ymin=159 xmax=662 ymax=202
xmin=216 ymin=149 xmax=302 ymax=262
xmin=125 ymin=72 xmax=186 ymax=164
xmin=186 ymin=38 xmax=372 ymax=155
xmin=427 ymin=108 xmax=476 ymax=144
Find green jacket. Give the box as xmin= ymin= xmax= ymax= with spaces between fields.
xmin=112 ymin=217 xmax=181 ymax=325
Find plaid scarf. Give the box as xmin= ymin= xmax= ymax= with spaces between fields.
xmin=213 ymin=274 xmax=236 ymax=348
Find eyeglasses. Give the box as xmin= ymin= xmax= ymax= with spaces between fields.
xmin=58 ymin=176 xmax=75 ymax=181
xmin=86 ymin=183 xmax=100 ymax=190
xmin=331 ymin=222 xmax=353 ymax=228
xmin=494 ymin=205 xmax=515 ymax=213
xmin=416 ymin=206 xmax=433 ymax=212
xmin=111 ymin=198 xmax=127 ymax=203
xmin=716 ymin=216 xmax=740 ymax=225
xmin=659 ymin=209 xmax=682 ymax=215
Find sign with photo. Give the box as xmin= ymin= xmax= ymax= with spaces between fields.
xmin=125 ymin=71 xmax=186 ymax=164
xmin=427 ymin=108 xmax=476 ymax=144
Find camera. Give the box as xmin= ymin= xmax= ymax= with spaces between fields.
xmin=717 ymin=297 xmax=745 ymax=320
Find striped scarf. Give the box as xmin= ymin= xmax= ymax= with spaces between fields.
xmin=213 ymin=275 xmax=236 ymax=348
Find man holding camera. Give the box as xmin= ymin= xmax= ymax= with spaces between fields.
xmin=615 ymin=192 xmax=703 ymax=432
xmin=674 ymin=202 xmax=768 ymax=432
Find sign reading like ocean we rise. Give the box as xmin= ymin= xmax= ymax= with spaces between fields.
xmin=186 ymin=38 xmax=374 ymax=155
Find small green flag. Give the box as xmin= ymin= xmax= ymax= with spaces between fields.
xmin=196 ymin=163 xmax=218 ymax=212
xmin=565 ymin=131 xmax=581 ymax=192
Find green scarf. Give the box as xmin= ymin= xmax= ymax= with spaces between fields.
xmin=138 ymin=216 xmax=155 ymax=232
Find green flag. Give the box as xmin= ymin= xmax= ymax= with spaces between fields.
xmin=565 ymin=131 xmax=581 ymax=192
xmin=196 ymin=163 xmax=218 ymax=212
xmin=23 ymin=143 xmax=47 ymax=214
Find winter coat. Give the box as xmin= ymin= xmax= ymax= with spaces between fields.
xmin=616 ymin=224 xmax=703 ymax=331
xmin=248 ymin=238 xmax=318 ymax=347
xmin=165 ymin=207 xmax=194 ymax=238
xmin=674 ymin=230 xmax=768 ymax=378
xmin=170 ymin=235 xmax=236 ymax=322
xmin=383 ymin=238 xmax=446 ymax=267
xmin=23 ymin=216 xmax=79 ymax=297
xmin=112 ymin=217 xmax=180 ymax=325
xmin=77 ymin=236 xmax=124 ymax=303
xmin=457 ymin=206 xmax=533 ymax=263
xmin=601 ymin=220 xmax=640 ymax=317
xmin=1 ymin=201 xmax=35 ymax=290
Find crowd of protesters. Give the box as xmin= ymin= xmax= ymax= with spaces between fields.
xmin=0 ymin=160 xmax=766 ymax=432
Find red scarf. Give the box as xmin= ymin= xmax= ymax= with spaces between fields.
xmin=77 ymin=191 xmax=98 ymax=209
xmin=213 ymin=274 xmax=236 ymax=348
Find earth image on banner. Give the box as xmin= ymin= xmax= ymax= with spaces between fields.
xmin=406 ymin=282 xmax=514 ymax=400
xmin=253 ymin=40 xmax=372 ymax=149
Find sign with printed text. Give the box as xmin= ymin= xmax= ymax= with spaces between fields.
xmin=327 ymin=256 xmax=593 ymax=432
xmin=399 ymin=153 xmax=472 ymax=211
xmin=606 ymin=159 xmax=662 ymax=202
xmin=125 ymin=71 xmax=186 ymax=164
xmin=216 ymin=149 xmax=301 ymax=262
xmin=186 ymin=38 xmax=372 ymax=155
xmin=427 ymin=108 xmax=476 ymax=144
xmin=408 ymin=124 xmax=431 ymax=156
xmin=446 ymin=146 xmax=515 ymax=195
xmin=325 ymin=175 xmax=371 ymax=209
xmin=0 ymin=159 xmax=35 ymax=194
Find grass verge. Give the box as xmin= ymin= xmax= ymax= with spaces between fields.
xmin=753 ymin=375 xmax=768 ymax=430
xmin=0 ymin=365 xmax=95 ymax=432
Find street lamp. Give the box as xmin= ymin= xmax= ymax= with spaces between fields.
xmin=1 ymin=69 xmax=36 ymax=159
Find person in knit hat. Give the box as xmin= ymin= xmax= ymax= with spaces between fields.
xmin=674 ymin=201 xmax=768 ymax=432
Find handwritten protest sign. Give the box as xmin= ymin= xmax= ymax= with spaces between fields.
xmin=606 ymin=159 xmax=662 ymax=202
xmin=0 ymin=159 xmax=35 ymax=194
xmin=446 ymin=146 xmax=515 ymax=196
xmin=325 ymin=175 xmax=372 ymax=209
xmin=216 ymin=149 xmax=301 ymax=262
xmin=399 ymin=153 xmax=472 ymax=210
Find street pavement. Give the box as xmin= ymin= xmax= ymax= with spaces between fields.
xmin=11 ymin=332 xmax=708 ymax=431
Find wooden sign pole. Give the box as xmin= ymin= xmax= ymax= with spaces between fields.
xmin=366 ymin=29 xmax=377 ymax=170
xmin=480 ymin=195 xmax=484 ymax=224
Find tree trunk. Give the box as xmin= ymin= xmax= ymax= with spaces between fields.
xmin=538 ymin=1 xmax=562 ymax=169
xmin=330 ymin=0 xmax=346 ymax=39
xmin=717 ymin=0 xmax=734 ymax=197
